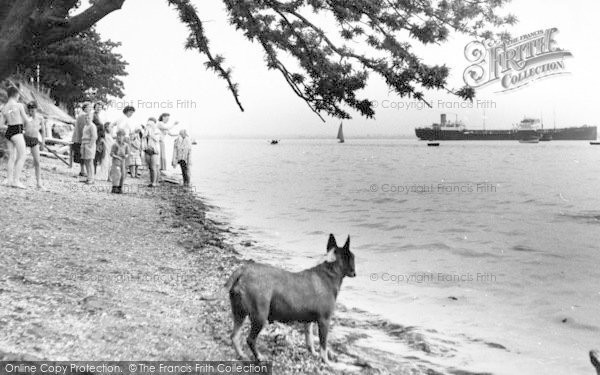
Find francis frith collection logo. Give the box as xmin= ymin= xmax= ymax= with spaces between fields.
xmin=463 ymin=28 xmax=572 ymax=92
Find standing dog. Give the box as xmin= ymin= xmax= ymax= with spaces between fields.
xmin=225 ymin=234 xmax=356 ymax=363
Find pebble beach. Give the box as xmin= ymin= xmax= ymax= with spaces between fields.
xmin=0 ymin=157 xmax=419 ymax=375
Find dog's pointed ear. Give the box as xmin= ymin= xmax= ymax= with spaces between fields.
xmin=324 ymin=249 xmax=337 ymax=263
xmin=327 ymin=234 xmax=337 ymax=251
xmin=343 ymin=235 xmax=350 ymax=250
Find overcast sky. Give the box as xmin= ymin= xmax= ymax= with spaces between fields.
xmin=94 ymin=0 xmax=600 ymax=138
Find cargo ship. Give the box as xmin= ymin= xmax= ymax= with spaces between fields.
xmin=415 ymin=114 xmax=597 ymax=141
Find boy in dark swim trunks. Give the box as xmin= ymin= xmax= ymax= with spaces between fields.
xmin=24 ymin=101 xmax=46 ymax=189
xmin=0 ymin=86 xmax=29 ymax=189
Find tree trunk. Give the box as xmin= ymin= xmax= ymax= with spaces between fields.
xmin=0 ymin=0 xmax=126 ymax=84
xmin=0 ymin=1 xmax=38 ymax=83
xmin=0 ymin=40 xmax=21 ymax=84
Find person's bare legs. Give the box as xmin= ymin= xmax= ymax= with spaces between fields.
xmin=119 ymin=164 xmax=125 ymax=190
xmin=85 ymin=159 xmax=95 ymax=182
xmin=90 ymin=160 xmax=95 ymax=181
xmin=150 ymin=157 xmax=160 ymax=186
xmin=4 ymin=138 xmax=16 ymax=186
xmin=30 ymin=145 xmax=43 ymax=189
xmin=148 ymin=165 xmax=154 ymax=186
xmin=81 ymin=160 xmax=87 ymax=181
xmin=12 ymin=134 xmax=26 ymax=189
xmin=153 ymin=162 xmax=160 ymax=185
xmin=149 ymin=165 xmax=156 ymax=186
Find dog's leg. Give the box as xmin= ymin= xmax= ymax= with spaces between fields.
xmin=247 ymin=318 xmax=265 ymax=361
xmin=231 ymin=312 xmax=247 ymax=359
xmin=230 ymin=292 xmax=248 ymax=359
xmin=305 ymin=323 xmax=317 ymax=355
xmin=317 ymin=318 xmax=331 ymax=365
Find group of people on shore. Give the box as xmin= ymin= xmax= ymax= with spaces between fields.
xmin=71 ymin=103 xmax=193 ymax=193
xmin=1 ymin=86 xmax=193 ymax=191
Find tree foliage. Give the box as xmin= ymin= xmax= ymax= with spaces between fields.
xmin=17 ymin=29 xmax=128 ymax=111
xmin=0 ymin=0 xmax=516 ymax=120
xmin=169 ymin=0 xmax=515 ymax=120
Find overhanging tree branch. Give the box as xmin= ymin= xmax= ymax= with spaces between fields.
xmin=36 ymin=0 xmax=126 ymax=45
xmin=0 ymin=0 xmax=515 ymax=120
xmin=166 ymin=0 xmax=244 ymax=112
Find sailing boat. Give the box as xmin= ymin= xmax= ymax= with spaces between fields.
xmin=337 ymin=123 xmax=345 ymax=143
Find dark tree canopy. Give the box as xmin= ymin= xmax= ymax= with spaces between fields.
xmin=0 ymin=0 xmax=515 ymax=120
xmin=17 ymin=29 xmax=128 ymax=112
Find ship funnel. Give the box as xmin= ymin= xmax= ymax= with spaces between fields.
xmin=441 ymin=114 xmax=447 ymax=126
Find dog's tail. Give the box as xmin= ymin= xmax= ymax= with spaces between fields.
xmin=224 ymin=266 xmax=245 ymax=292
xmin=196 ymin=267 xmax=245 ymax=301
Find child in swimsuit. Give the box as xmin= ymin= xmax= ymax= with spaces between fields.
xmin=24 ymin=101 xmax=46 ymax=189
xmin=0 ymin=86 xmax=29 ymax=189
xmin=110 ymin=129 xmax=130 ymax=194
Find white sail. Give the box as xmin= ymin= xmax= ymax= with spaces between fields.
xmin=337 ymin=123 xmax=345 ymax=143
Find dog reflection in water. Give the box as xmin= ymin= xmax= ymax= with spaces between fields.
xmin=225 ymin=234 xmax=356 ymax=364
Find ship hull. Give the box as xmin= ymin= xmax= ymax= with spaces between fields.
xmin=415 ymin=126 xmax=597 ymax=141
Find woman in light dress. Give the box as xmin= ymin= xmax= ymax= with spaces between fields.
xmin=143 ymin=118 xmax=161 ymax=187
xmin=96 ymin=122 xmax=115 ymax=181
xmin=157 ymin=113 xmax=179 ymax=172
xmin=80 ymin=105 xmax=97 ymax=184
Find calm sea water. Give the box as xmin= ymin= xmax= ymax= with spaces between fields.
xmin=188 ymin=139 xmax=600 ymax=374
